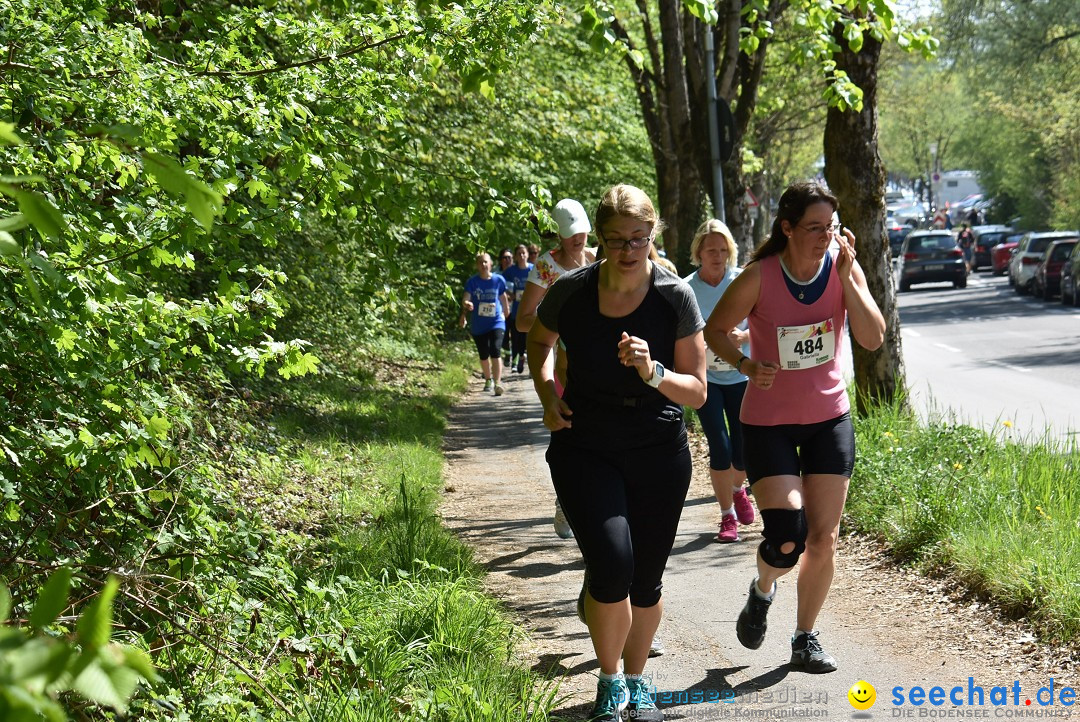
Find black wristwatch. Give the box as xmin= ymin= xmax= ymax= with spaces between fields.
xmin=735 ymin=356 xmax=749 ymax=373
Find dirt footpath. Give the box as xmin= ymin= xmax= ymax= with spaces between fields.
xmin=440 ymin=372 xmax=1078 ymax=721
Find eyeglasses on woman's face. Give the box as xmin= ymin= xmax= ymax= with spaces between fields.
xmin=604 ymin=235 xmax=653 ymax=250
xmin=500 ymin=255 xmax=512 ymax=262
xmin=798 ymin=222 xmax=840 ymax=236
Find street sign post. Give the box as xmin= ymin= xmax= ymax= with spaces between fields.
xmin=717 ymin=99 xmax=735 ymax=163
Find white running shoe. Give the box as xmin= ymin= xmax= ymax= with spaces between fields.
xmin=553 ymin=499 xmax=574 ymax=539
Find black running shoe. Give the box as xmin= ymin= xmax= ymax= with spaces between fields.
xmin=789 ymin=630 xmax=837 ymax=673
xmin=736 ymin=580 xmax=772 ymax=650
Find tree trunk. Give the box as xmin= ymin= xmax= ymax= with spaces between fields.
xmin=750 ymin=172 xmax=768 ymax=251
xmin=822 ymin=27 xmax=907 ymax=413
xmin=722 ymin=160 xmax=752 ymax=260
xmin=655 ymin=158 xmax=704 ymax=271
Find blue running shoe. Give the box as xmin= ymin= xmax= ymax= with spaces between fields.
xmin=626 ymin=675 xmax=663 ymax=721
xmin=589 ymin=675 xmax=628 ymax=721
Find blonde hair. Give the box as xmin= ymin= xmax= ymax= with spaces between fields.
xmin=595 ymin=184 xmax=666 ymax=239
xmin=690 ymin=219 xmax=738 ymax=267
xmin=649 ymin=246 xmax=678 ymax=273
xmin=475 ymin=251 xmax=491 ymax=263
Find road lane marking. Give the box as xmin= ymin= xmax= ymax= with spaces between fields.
xmin=986 ymin=359 xmax=1032 ymax=374
xmin=904 ymin=328 xmax=922 ymax=337
xmin=933 ymin=343 xmax=962 ymax=353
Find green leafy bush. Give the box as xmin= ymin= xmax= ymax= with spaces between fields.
xmin=0 ymin=571 xmax=157 ymax=720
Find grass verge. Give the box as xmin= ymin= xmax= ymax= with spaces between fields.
xmin=850 ymin=399 xmax=1080 ymax=642
xmin=127 ymin=338 xmax=559 ymax=721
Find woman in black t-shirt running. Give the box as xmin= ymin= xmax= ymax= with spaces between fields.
xmin=527 ymin=185 xmax=707 ymax=722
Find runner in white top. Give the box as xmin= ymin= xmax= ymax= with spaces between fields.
xmin=684 ymin=219 xmax=756 ymax=544
xmin=516 ymin=198 xmax=596 ymax=540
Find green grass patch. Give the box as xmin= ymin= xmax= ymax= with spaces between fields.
xmin=851 ymin=400 xmax=1080 ymax=642
xmin=124 ymin=340 xmax=558 ymax=721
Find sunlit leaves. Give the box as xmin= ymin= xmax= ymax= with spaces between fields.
xmin=0 ymin=123 xmax=22 ymax=146
xmin=76 ymin=576 xmax=118 ymax=650
xmin=142 ymin=153 xmax=223 ymax=232
xmin=0 ymin=231 xmax=20 ymax=256
xmin=0 ymin=2 xmax=561 ymax=716
xmin=684 ymin=0 xmax=719 ymax=25
xmin=781 ymin=0 xmax=938 ymax=111
xmin=0 ymin=186 xmax=66 ymax=241
xmin=0 ymin=576 xmax=154 ymax=720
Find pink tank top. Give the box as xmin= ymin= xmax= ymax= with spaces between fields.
xmin=740 ymin=251 xmax=849 ymax=426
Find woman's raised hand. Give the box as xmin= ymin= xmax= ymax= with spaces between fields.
xmin=617 ymin=331 xmax=653 ymax=381
xmin=747 ymin=358 xmax=780 ymax=390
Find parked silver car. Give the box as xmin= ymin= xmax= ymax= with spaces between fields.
xmin=1009 ymin=231 xmax=1080 ymax=294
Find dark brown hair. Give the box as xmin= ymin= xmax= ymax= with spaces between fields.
xmin=750 ymin=181 xmax=838 ymax=263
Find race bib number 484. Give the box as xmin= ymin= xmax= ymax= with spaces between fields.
xmin=777 ymin=320 xmax=835 ymax=370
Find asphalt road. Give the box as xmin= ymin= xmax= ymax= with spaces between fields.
xmin=894 ymin=267 xmax=1080 ymax=442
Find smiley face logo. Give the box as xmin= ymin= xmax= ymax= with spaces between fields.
xmin=848 ymin=680 xmax=876 ymax=711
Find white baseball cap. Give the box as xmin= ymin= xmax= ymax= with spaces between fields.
xmin=553 ymin=199 xmax=591 ymax=238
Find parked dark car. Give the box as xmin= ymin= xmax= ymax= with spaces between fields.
xmin=888 ymin=223 xmax=914 ymax=257
xmin=1060 ymin=242 xmax=1080 ymax=307
xmin=993 ymin=232 xmax=1025 ymax=276
xmin=898 ymin=231 xmax=967 ymax=291
xmin=1034 ymin=239 xmax=1079 ymax=300
xmin=970 ymin=225 xmax=1012 ymax=271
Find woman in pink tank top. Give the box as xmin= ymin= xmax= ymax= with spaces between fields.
xmin=703 ymin=182 xmax=885 ymax=674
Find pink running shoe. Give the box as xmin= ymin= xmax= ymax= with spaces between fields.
xmin=733 ymin=487 xmax=756 ymax=526
xmin=716 ymin=514 xmax=739 ymax=543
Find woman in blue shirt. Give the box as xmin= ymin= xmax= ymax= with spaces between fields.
xmin=500 ymin=244 xmax=533 ymax=373
xmin=461 ymin=252 xmax=510 ymax=395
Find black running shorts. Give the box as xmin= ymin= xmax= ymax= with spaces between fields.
xmin=741 ymin=412 xmax=855 ymax=484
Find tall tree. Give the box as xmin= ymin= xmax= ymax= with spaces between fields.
xmin=823 ymin=15 xmax=906 ymax=412
xmin=582 ymin=0 xmax=778 ymax=263
xmin=580 ymin=0 xmax=935 ymax=407
xmin=580 ymin=0 xmax=936 ymax=270
xmin=878 ymin=53 xmax=971 ymax=204
xmin=942 ymin=0 xmax=1080 ymax=229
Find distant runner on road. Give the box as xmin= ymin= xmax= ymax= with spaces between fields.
xmin=501 ymin=244 xmax=533 ymax=374
xmin=527 ymin=184 xmax=707 ymax=722
xmin=704 ymin=181 xmax=885 ymax=674
xmin=461 ymin=252 xmax=510 ymax=397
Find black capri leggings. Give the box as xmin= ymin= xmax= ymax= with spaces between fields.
xmin=546 ymin=432 xmax=692 ymax=608
xmin=471 ymin=328 xmax=505 ymax=360
xmin=508 ymin=323 xmax=527 ymax=360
